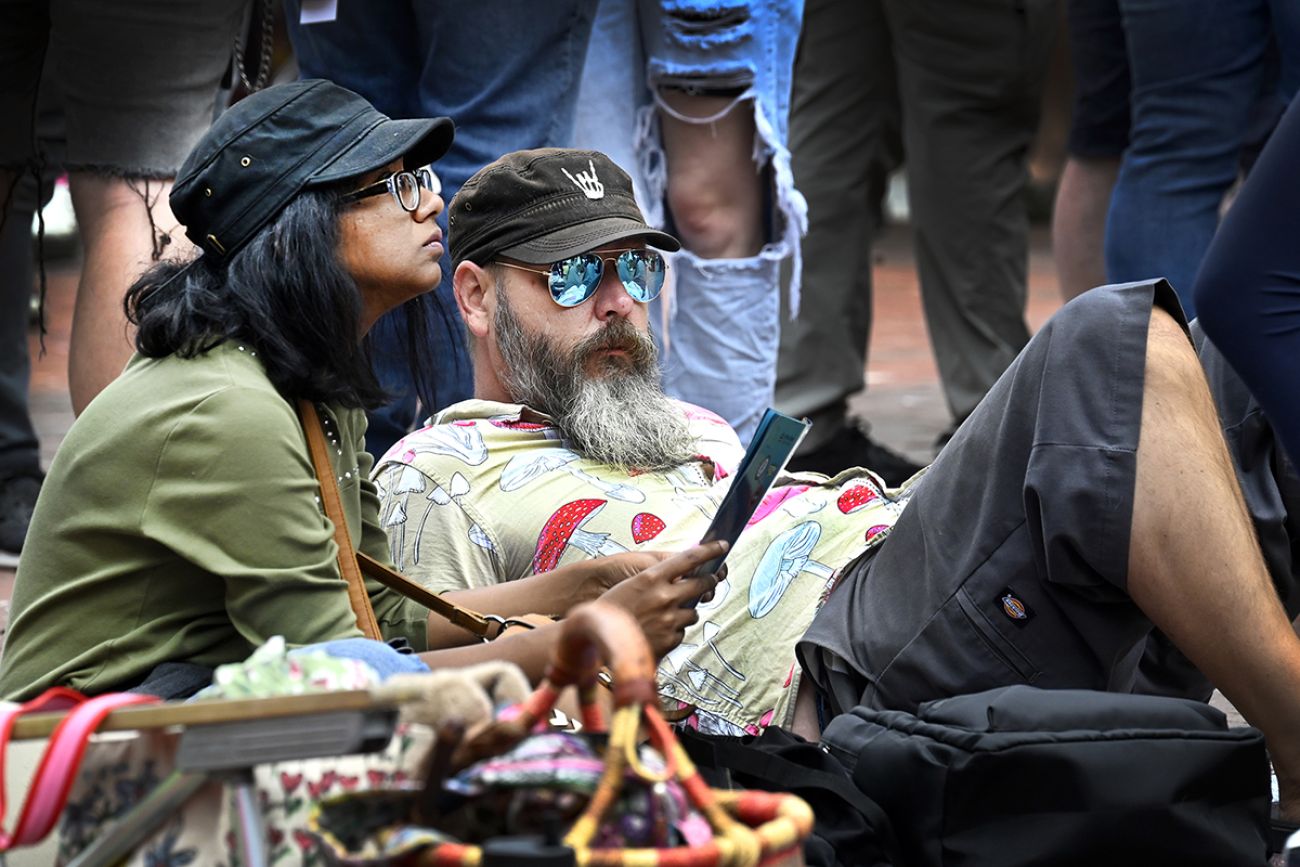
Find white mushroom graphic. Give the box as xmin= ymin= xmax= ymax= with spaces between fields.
xmin=414 ymin=422 xmax=488 ymax=466
xmin=385 ymin=500 xmax=409 ymax=570
xmin=383 ymin=465 xmax=428 ymax=570
xmin=531 ymin=498 xmax=627 ymax=574
xmin=701 ymin=621 xmax=744 ymax=680
xmin=663 ymin=468 xmax=722 ymax=519
xmin=747 ymin=521 xmax=833 ymax=618
xmin=661 ymin=642 xmax=743 ymax=710
xmin=411 ymin=471 xmax=471 ymax=565
xmin=468 ymin=523 xmax=496 ymax=553
xmin=500 ymin=448 xmax=645 ymax=503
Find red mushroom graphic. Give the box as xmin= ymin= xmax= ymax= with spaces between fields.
xmin=864 ymin=524 xmax=890 ymax=544
xmin=488 ymin=416 xmax=555 ymax=433
xmin=837 ymin=484 xmax=880 ymax=514
xmin=630 ymin=512 xmax=666 ymax=543
xmin=531 ymin=498 xmax=627 ymax=574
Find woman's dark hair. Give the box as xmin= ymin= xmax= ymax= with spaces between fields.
xmin=124 ymin=187 xmax=457 ymax=411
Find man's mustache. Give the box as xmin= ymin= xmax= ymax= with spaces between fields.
xmin=573 ymin=321 xmax=657 ymax=364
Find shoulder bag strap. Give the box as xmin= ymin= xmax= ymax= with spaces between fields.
xmin=299 ymin=400 xmax=383 ymax=641
xmin=0 ymin=689 xmax=158 ymax=851
xmin=298 ymin=401 xmax=505 ymax=642
xmin=356 ymin=552 xmax=499 ymax=639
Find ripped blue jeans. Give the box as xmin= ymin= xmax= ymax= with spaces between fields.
xmin=573 ymin=0 xmax=806 ymax=444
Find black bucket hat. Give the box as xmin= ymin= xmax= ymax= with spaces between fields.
xmin=171 ymin=79 xmax=454 ymax=263
xmin=449 ymin=148 xmax=679 ymax=267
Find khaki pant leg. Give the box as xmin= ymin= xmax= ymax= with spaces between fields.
xmin=887 ymin=0 xmax=1056 ymax=423
xmin=773 ymin=0 xmax=899 ymax=451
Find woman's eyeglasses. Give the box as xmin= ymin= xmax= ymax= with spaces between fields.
xmin=497 ymin=249 xmax=668 ymax=308
xmin=342 ymin=164 xmax=441 ymax=212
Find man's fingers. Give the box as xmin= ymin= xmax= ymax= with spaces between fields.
xmin=669 ymin=571 xmax=718 ymax=605
xmin=642 ymin=541 xmax=728 ymax=581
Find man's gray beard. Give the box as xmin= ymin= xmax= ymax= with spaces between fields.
xmin=493 ymin=287 xmax=698 ymax=472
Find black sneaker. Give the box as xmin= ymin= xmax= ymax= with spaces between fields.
xmin=0 ymin=471 xmax=42 ymax=563
xmin=786 ymin=423 xmax=925 ymax=486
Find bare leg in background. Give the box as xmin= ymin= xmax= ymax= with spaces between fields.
xmin=66 ymin=173 xmax=191 ymax=414
xmin=1051 ymin=156 xmax=1120 ymax=300
xmin=657 ymin=90 xmax=764 ymax=260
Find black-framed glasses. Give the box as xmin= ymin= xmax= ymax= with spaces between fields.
xmin=498 ymin=248 xmax=668 ymax=308
xmin=341 ymin=164 xmax=441 ymax=212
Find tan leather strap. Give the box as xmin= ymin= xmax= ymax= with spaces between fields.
xmin=299 ymin=400 xmax=383 ymax=640
xmin=356 ymin=552 xmax=500 ymax=639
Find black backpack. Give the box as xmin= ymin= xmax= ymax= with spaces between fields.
xmin=821 ymin=685 xmax=1271 ymax=866
xmin=677 ymin=726 xmax=904 ymax=867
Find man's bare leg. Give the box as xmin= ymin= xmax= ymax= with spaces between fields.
xmin=66 ymin=173 xmax=191 ymax=414
xmin=1051 ymin=156 xmax=1119 ymax=301
xmin=1127 ymin=306 xmax=1300 ymax=819
xmin=657 ymin=91 xmax=764 ymax=259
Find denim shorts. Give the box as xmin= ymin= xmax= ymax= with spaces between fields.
xmin=585 ymin=0 xmax=804 ymax=252
xmin=0 ymin=0 xmax=246 ymax=177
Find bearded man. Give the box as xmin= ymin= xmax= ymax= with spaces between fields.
xmin=374 ymin=149 xmax=1300 ymax=818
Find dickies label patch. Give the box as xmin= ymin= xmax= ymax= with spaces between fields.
xmin=998 ymin=588 xmax=1033 ymax=625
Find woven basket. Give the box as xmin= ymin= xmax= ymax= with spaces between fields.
xmin=309 ymin=602 xmax=812 ymax=867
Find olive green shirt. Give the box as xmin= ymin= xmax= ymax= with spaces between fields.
xmin=0 ymin=342 xmax=427 ymax=700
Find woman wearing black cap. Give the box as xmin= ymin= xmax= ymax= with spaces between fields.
xmin=0 ymin=81 xmax=722 ymax=700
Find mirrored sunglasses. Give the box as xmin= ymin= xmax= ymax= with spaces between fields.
xmin=499 ymin=249 xmax=668 ymax=308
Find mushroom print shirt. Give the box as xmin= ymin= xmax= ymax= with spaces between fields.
xmin=373 ymin=399 xmax=921 ymax=734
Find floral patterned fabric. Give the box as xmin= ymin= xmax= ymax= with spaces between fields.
xmin=373 ymin=399 xmax=922 ymax=734
xmin=56 ymin=723 xmax=434 ymax=866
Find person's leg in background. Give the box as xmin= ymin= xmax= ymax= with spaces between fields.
xmin=0 ymin=171 xmax=47 ymax=561
xmin=1104 ymin=0 xmax=1271 ymax=317
xmin=1052 ymin=0 xmax=1128 ymax=301
xmin=285 ymin=0 xmax=461 ymax=456
xmin=53 ymin=0 xmax=245 ymax=414
xmin=576 ymin=0 xmax=806 ymax=444
xmin=286 ymin=0 xmax=599 ymax=457
xmin=0 ymin=3 xmax=51 ymax=561
xmin=652 ymin=0 xmax=806 ymax=445
xmin=771 ymin=0 xmax=921 ymax=484
xmin=886 ymin=0 xmax=1056 ymax=441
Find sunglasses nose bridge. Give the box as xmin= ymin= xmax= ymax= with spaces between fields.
xmin=592 ymin=256 xmax=635 ymax=313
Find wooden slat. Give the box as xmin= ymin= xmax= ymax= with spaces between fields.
xmin=10 ymin=688 xmax=406 ymax=741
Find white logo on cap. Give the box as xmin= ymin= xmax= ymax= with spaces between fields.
xmin=562 ymin=159 xmax=605 ymax=200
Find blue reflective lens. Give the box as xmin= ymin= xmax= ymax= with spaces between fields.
xmin=545 ymin=250 xmax=667 ymax=308
xmin=549 ymin=254 xmax=603 ymax=307
xmin=616 ymin=250 xmax=666 ymax=302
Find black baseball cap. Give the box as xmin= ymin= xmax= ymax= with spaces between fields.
xmin=448 ymin=148 xmax=679 ymax=267
xmin=171 ymin=79 xmax=454 ymax=262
